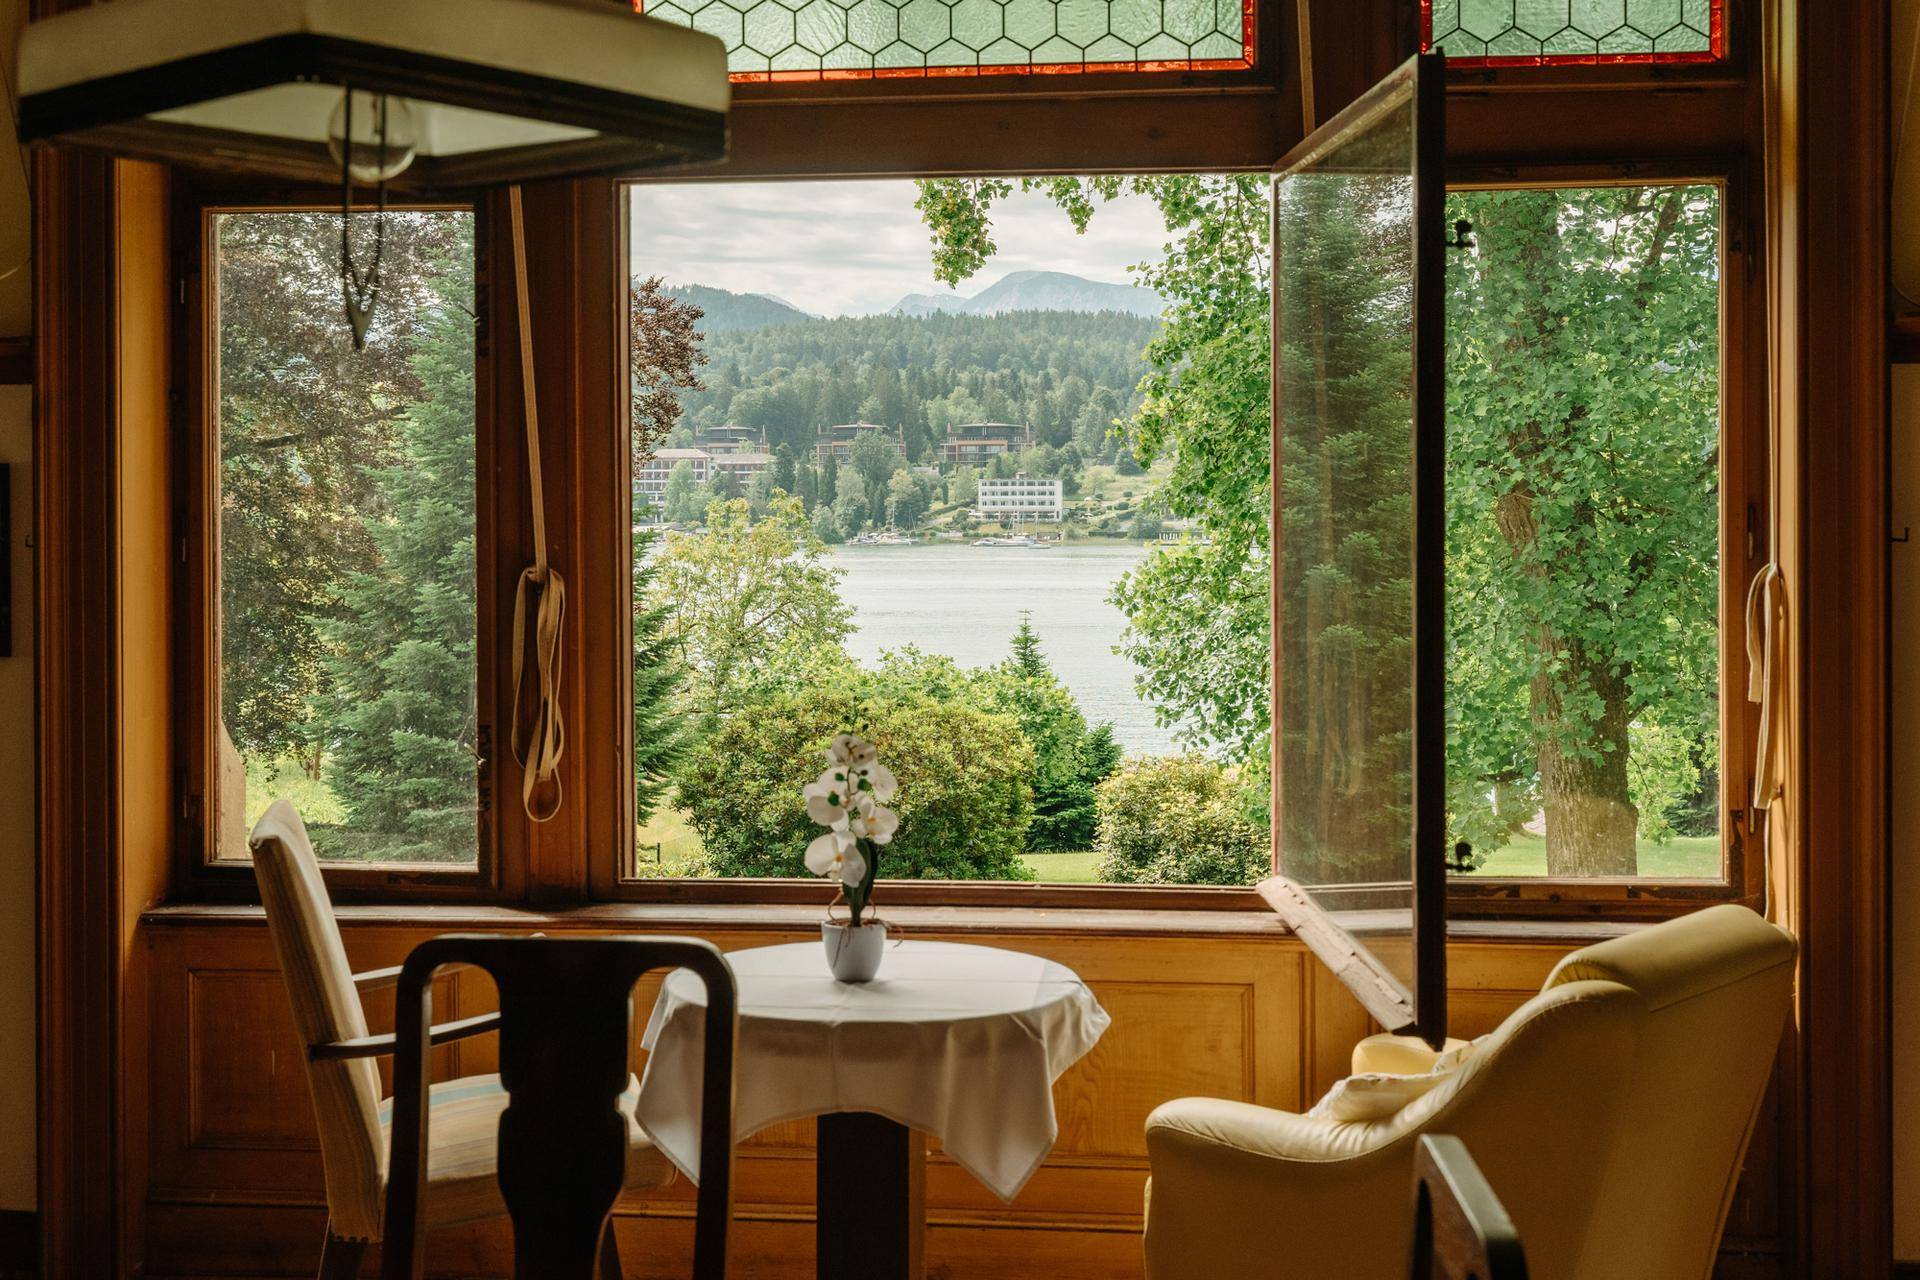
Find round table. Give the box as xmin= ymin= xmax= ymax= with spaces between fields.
xmin=636 ymin=940 xmax=1110 ymax=1279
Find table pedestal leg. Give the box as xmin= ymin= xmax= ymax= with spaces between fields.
xmin=816 ymin=1113 xmax=926 ymax=1280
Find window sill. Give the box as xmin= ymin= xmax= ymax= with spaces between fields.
xmin=140 ymin=900 xmax=1643 ymax=944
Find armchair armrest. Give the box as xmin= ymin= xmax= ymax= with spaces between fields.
xmin=1143 ymin=1098 xmax=1415 ymax=1280
xmin=309 ymin=1011 xmax=502 ymax=1062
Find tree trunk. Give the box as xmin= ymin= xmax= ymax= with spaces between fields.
xmin=1533 ymin=648 xmax=1639 ymax=876
xmin=1494 ymin=485 xmax=1640 ymax=875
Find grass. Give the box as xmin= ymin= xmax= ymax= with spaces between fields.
xmin=1464 ymin=833 xmax=1721 ymax=878
xmin=243 ymin=755 xmax=346 ymax=830
xmin=635 ymin=805 xmax=707 ymax=872
xmin=1020 ymin=849 xmax=1102 ymax=882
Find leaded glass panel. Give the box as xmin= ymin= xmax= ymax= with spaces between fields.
xmin=1423 ymin=0 xmax=1722 ymax=65
xmin=639 ymin=0 xmax=1254 ymax=80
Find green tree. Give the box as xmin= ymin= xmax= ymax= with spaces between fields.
xmin=1093 ymin=755 xmax=1267 ymax=886
xmin=811 ymin=502 xmax=846 ymax=545
xmin=916 ymin=177 xmax=1722 ymax=878
xmin=834 ymin=465 xmax=870 ymax=532
xmin=662 ymin=459 xmax=703 ymax=523
xmin=677 ymin=680 xmax=1035 ymax=880
xmin=849 ymin=426 xmax=904 ymax=507
xmin=630 ymin=524 xmax=693 ymax=823
xmin=885 ymin=469 xmax=934 ymax=529
xmin=1008 ymin=610 xmax=1047 ymax=679
xmin=216 ymin=211 xmax=471 ymax=770
xmin=649 ymin=495 xmax=854 ymax=720
xmin=1442 ymin=186 xmax=1720 ymax=873
xmin=315 ymin=232 xmax=479 ymax=862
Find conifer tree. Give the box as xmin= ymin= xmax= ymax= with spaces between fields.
xmin=631 ymin=524 xmax=692 ymax=823
xmin=317 ymin=232 xmax=478 ymax=862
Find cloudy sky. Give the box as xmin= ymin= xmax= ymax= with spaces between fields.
xmin=627 ymin=179 xmax=1169 ymax=317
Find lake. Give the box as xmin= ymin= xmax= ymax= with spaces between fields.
xmin=830 ymin=541 xmax=1180 ymax=755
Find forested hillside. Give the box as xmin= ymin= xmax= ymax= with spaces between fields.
xmin=663 ymin=302 xmax=1159 ymax=462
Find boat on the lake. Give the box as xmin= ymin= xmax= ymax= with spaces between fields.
xmin=972 ymin=534 xmax=1052 ymax=548
xmin=851 ymin=530 xmax=920 ymax=546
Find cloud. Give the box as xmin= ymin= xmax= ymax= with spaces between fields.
xmin=628 ymin=178 xmax=1168 ymax=317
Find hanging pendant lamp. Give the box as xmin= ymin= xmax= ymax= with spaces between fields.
xmin=12 ymin=0 xmax=729 ymax=190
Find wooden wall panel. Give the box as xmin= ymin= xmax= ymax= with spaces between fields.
xmin=135 ymin=915 xmax=1782 ymax=1279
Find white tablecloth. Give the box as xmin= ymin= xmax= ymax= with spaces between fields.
xmin=636 ymin=940 xmax=1110 ymax=1202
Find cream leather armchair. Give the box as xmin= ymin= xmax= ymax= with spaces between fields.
xmin=1143 ymin=904 xmax=1795 ymax=1280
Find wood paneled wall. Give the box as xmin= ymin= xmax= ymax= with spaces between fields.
xmin=136 ymin=914 xmax=1783 ymax=1279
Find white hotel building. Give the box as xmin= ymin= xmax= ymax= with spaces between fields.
xmin=976 ymin=473 xmax=1064 ymax=523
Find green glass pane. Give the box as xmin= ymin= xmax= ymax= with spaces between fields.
xmin=1162 ymin=0 xmax=1212 ymax=44
xmin=1570 ymin=0 xmax=1624 ymax=36
xmin=1597 ymin=24 xmax=1653 ymax=51
xmin=743 ymin=2 xmax=796 ymax=52
xmin=1540 ymin=26 xmax=1597 ymax=55
xmin=1110 ymin=0 xmax=1161 ymax=44
xmin=951 ymin=0 xmax=1003 ymax=48
xmin=846 ymin=0 xmax=899 ymax=51
xmin=1513 ymin=0 xmax=1568 ymax=39
xmin=650 ymin=0 xmax=1250 ymax=72
xmin=796 ymin=0 xmax=848 ymax=51
xmin=1653 ymin=22 xmax=1710 ymax=51
xmin=1624 ymin=0 xmax=1682 ymax=34
xmin=1429 ymin=0 xmax=1462 ymax=40
xmin=1057 ymin=0 xmax=1110 ymax=45
xmin=1486 ymin=26 xmax=1542 ymax=56
xmin=1459 ymin=0 xmax=1514 ymax=41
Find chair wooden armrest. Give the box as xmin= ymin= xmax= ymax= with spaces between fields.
xmin=352 ymin=961 xmax=484 ymax=993
xmin=309 ymin=1011 xmax=502 ymax=1061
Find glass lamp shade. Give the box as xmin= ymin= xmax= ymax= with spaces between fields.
xmin=326 ymin=91 xmax=419 ymax=184
xmin=14 ymin=0 xmax=729 ymax=191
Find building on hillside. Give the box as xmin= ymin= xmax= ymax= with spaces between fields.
xmin=636 ymin=446 xmax=772 ymax=502
xmin=693 ymin=423 xmax=766 ymax=453
xmin=940 ymin=421 xmax=1032 ymax=464
xmin=635 ymin=447 xmax=712 ymax=501
xmin=976 ymin=472 xmax=1064 ymax=523
xmin=814 ymin=421 xmax=906 ymax=461
xmin=710 ymin=450 xmax=773 ymax=486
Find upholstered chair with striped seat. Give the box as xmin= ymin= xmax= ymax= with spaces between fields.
xmin=249 ymin=800 xmax=676 ymax=1278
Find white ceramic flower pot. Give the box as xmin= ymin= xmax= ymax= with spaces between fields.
xmin=822 ymin=920 xmax=887 ymax=982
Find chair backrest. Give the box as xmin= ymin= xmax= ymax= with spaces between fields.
xmin=1409 ymin=1134 xmax=1528 ymax=1280
xmin=248 ymin=800 xmax=387 ymax=1242
xmin=1543 ymin=903 xmax=1796 ymax=1280
xmin=381 ymin=935 xmax=739 ymax=1280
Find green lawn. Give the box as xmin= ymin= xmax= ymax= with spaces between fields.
xmin=635 ymin=806 xmax=707 ymax=872
xmin=1463 ymin=833 xmax=1720 ymax=878
xmin=1020 ymin=850 xmax=1102 ymax=882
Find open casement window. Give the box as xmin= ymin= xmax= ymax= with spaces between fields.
xmin=1262 ymin=54 xmax=1448 ymax=1046
xmin=186 ymin=201 xmax=494 ymax=894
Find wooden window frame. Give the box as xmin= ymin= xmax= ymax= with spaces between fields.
xmin=170 ymin=173 xmax=515 ymax=904
xmin=595 ymin=154 xmax=1766 ymax=922
xmin=159 ymin=0 xmax=1768 ymax=921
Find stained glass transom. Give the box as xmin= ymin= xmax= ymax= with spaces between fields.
xmin=1422 ymin=0 xmax=1723 ymax=66
xmin=637 ymin=0 xmax=1254 ymax=81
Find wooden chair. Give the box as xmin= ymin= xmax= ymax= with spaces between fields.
xmin=248 ymin=800 xmax=683 ymax=1278
xmin=382 ymin=933 xmax=738 ymax=1280
xmin=1410 ymin=1135 xmax=1528 ymax=1280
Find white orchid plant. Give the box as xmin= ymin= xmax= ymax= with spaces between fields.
xmin=803 ymin=734 xmax=898 ymax=927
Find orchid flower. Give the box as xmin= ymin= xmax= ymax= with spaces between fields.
xmin=803 ymin=734 xmax=898 ymax=927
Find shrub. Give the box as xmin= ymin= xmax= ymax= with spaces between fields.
xmin=1093 ymin=755 xmax=1267 ymax=886
xmin=678 ymin=684 xmax=1036 ymax=881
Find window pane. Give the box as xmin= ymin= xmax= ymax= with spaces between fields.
xmin=637 ymin=0 xmax=1254 ymax=80
xmin=1271 ymin=92 xmax=1422 ymax=989
xmin=214 ymin=210 xmax=480 ymax=866
xmin=1423 ymin=0 xmax=1723 ymax=65
xmin=626 ymin=176 xmax=1271 ymax=888
xmin=1445 ymin=185 xmax=1721 ymax=878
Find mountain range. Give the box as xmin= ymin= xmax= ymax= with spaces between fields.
xmin=663 ymin=283 xmax=817 ymax=332
xmin=888 ymin=269 xmax=1164 ymax=319
xmin=661 ymin=271 xmax=1164 ymax=332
